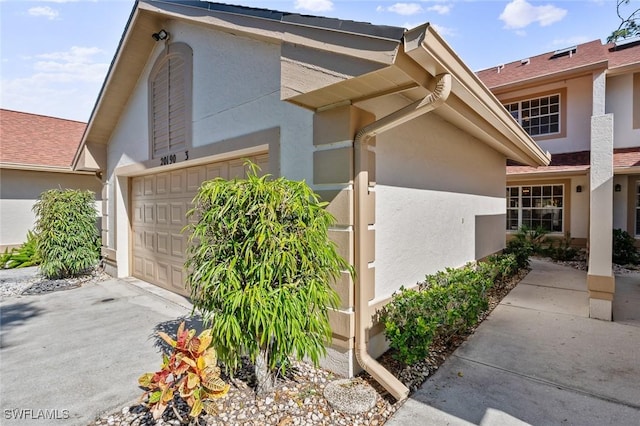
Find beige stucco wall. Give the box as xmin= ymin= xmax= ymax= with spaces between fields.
xmin=497 ymin=75 xmax=592 ymax=155
xmin=0 ymin=169 xmax=102 ymax=249
xmin=374 ymin=113 xmax=506 ymax=301
xmin=606 ymin=73 xmax=640 ymax=148
xmin=104 ymin=20 xmax=313 ymax=276
xmin=570 ymin=175 xmax=590 ymax=239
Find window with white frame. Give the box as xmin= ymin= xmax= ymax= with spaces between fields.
xmin=507 ymin=185 xmax=564 ymax=232
xmin=505 ymin=93 xmax=561 ymax=137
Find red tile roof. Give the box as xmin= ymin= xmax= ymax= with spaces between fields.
xmin=477 ymin=39 xmax=640 ymax=89
xmin=507 ymin=147 xmax=640 ymax=175
xmin=0 ymin=109 xmax=86 ymax=168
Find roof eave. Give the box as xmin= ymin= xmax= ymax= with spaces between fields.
xmin=407 ymin=26 xmax=550 ymax=167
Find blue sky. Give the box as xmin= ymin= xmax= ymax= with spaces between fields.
xmin=0 ymin=0 xmax=632 ymax=122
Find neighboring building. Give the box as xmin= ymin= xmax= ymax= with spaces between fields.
xmin=477 ymin=37 xmax=640 ymax=321
xmin=72 ymin=0 xmax=548 ymax=399
xmin=0 ymin=109 xmax=102 ymax=250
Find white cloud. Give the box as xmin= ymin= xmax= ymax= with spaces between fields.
xmin=294 ymin=0 xmax=333 ymax=12
xmin=516 ymin=30 xmax=527 ymax=37
xmin=427 ymin=4 xmax=451 ymax=15
xmin=0 ymin=46 xmax=108 ymax=121
xmin=499 ymin=0 xmax=567 ymax=30
xmin=28 ymin=6 xmax=59 ymax=20
xmin=378 ymin=3 xmax=423 ymax=16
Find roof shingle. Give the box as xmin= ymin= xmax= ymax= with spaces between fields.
xmin=507 ymin=147 xmax=640 ymax=175
xmin=0 ymin=109 xmax=86 ymax=168
xmin=477 ymin=39 xmax=640 ymax=89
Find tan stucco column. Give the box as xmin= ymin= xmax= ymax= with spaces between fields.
xmin=587 ymin=113 xmax=615 ymax=321
xmin=312 ymin=105 xmax=375 ymax=376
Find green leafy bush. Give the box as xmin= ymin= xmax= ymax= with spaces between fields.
xmin=381 ymin=263 xmax=491 ymax=365
xmin=0 ymin=230 xmax=41 ymax=269
xmin=542 ymin=233 xmax=578 ymax=261
xmin=185 ymin=162 xmax=351 ymax=394
xmin=612 ymin=228 xmax=639 ymax=265
xmin=503 ymin=235 xmax=534 ymax=269
xmin=479 ymin=253 xmax=519 ymax=288
xmin=33 ymin=189 xmax=100 ymax=279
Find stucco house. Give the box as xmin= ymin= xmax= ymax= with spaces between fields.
xmin=0 ymin=109 xmax=103 ymax=250
xmin=72 ymin=0 xmax=548 ymax=399
xmin=477 ymin=38 xmax=640 ymax=322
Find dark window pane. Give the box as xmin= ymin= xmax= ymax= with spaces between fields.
xmin=550 ymin=124 xmax=559 ymax=133
xmin=550 ymin=95 xmax=559 ymax=103
xmin=553 ymin=185 xmax=563 ymax=195
xmin=532 ymin=187 xmax=541 ymax=196
xmin=543 ymin=186 xmax=551 ymax=196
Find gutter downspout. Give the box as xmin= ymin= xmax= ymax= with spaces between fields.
xmin=353 ymin=73 xmax=451 ymax=401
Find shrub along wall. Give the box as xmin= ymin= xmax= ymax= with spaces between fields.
xmin=380 ymin=251 xmax=523 ymax=366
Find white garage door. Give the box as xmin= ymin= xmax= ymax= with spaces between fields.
xmin=131 ymin=154 xmax=269 ymax=296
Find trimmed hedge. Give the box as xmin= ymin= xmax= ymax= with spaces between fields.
xmin=381 ymin=252 xmax=522 ymax=365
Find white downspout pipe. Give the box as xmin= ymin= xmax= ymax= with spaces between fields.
xmin=353 ymin=73 xmax=451 ymax=401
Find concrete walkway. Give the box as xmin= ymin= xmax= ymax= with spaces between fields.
xmin=387 ymin=259 xmax=640 ymax=426
xmin=0 ymin=276 xmax=195 ymax=426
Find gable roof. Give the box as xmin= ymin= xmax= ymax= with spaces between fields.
xmin=0 ymin=109 xmax=86 ymax=170
xmin=73 ymin=0 xmax=550 ymax=170
xmin=477 ymin=39 xmax=640 ymax=91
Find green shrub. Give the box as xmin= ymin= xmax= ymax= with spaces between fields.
xmin=514 ymin=225 xmax=548 ymax=254
xmin=480 ymin=253 xmax=519 ymax=287
xmin=33 ymin=189 xmax=100 ymax=279
xmin=612 ymin=229 xmax=639 ymax=265
xmin=503 ymin=237 xmax=533 ymax=269
xmin=542 ymin=233 xmax=578 ymax=261
xmin=185 ymin=162 xmax=350 ymax=394
xmin=381 ymin=264 xmax=490 ymax=365
xmin=1 ymin=230 xmax=41 ymax=269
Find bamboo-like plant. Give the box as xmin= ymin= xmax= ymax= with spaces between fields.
xmin=185 ymin=162 xmax=350 ymax=394
xmin=32 ymin=189 xmax=100 ymax=279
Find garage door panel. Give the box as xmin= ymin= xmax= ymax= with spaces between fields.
xmin=132 ymin=178 xmax=144 ymax=198
xmin=144 ymin=176 xmax=155 ymax=196
xmin=132 ymin=203 xmax=144 ymax=225
xmin=131 ymin=154 xmax=268 ymax=297
xmin=187 ymin=167 xmax=203 ymax=192
xmin=143 ymin=258 xmax=155 ymax=280
xmin=133 ymin=256 xmax=144 ymax=276
xmin=144 ymin=230 xmax=155 ymax=251
xmin=156 ymin=173 xmax=168 ymax=195
xmin=144 ymin=204 xmax=155 ymax=224
xmin=205 ymin=163 xmax=228 ymax=180
xmin=157 ymin=262 xmax=170 ymax=286
xmin=170 ymin=170 xmax=186 ymax=194
xmin=171 ymin=233 xmax=184 ymax=258
xmin=170 ymin=202 xmax=186 ymax=226
xmin=157 ymin=203 xmax=169 ymax=225
xmin=157 ymin=232 xmax=169 ymax=255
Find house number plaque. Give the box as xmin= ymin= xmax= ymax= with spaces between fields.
xmin=160 ymin=151 xmax=189 ymax=166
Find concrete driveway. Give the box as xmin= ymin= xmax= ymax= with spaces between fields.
xmin=0 ymin=276 xmax=194 ymax=425
xmin=387 ymin=259 xmax=640 ymax=426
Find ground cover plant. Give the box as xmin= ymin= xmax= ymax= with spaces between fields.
xmin=612 ymin=228 xmax=639 ymax=265
xmin=33 ymin=189 xmax=100 ymax=279
xmin=184 ymin=162 xmax=351 ymax=395
xmin=0 ymin=230 xmax=41 ymax=269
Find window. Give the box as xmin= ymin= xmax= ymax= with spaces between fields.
xmin=148 ymin=42 xmax=193 ymax=159
xmin=507 ymin=184 xmax=564 ymax=232
xmin=505 ymin=93 xmax=561 ymax=137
